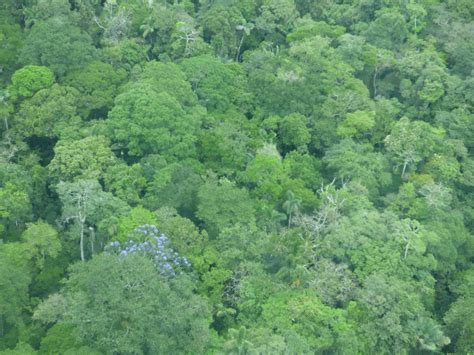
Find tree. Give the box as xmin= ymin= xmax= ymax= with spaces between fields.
xmin=106 ymin=81 xmax=202 ymax=158
xmin=113 ymin=206 xmax=157 ymax=244
xmin=22 ymin=0 xmax=72 ymax=28
xmin=0 ymin=162 xmax=36 ymax=237
xmin=384 ymin=117 xmax=442 ymax=178
xmin=396 ymin=46 xmax=448 ymax=112
xmin=143 ymin=161 xmax=203 ymax=216
xmin=136 ymin=61 xmax=198 ymax=107
xmin=197 ymin=180 xmax=256 ymax=238
xmin=9 ymin=65 xmax=54 ymax=99
xmin=199 ymin=4 xmax=248 ymax=59
xmin=306 ymin=258 xmax=356 ymax=307
xmin=364 ymin=10 xmax=408 ymax=50
xmin=1 ymin=0 xmax=474 ymax=352
xmin=242 ymin=153 xmax=285 ymax=203
xmin=336 ymin=110 xmax=375 ymax=139
xmin=444 ymin=267 xmax=474 ymax=353
xmin=261 ymin=289 xmax=358 ymax=353
xmin=0 ymin=342 xmax=36 ymax=354
xmin=197 ymin=121 xmax=253 ymax=176
xmin=14 ymin=84 xmax=81 ymax=140
xmin=154 ymin=207 xmax=208 ymax=258
xmin=64 ymin=61 xmax=127 ymax=119
xmin=104 ymin=163 xmax=146 ymax=206
xmin=38 ymin=323 xmax=96 ymax=355
xmin=36 ymin=254 xmax=211 ymax=354
xmin=278 ymin=113 xmax=311 ymax=153
xmin=223 ymin=327 xmax=256 ymax=355
xmin=21 ymin=221 xmax=61 ymax=269
xmin=0 ymin=14 xmax=23 ymax=81
xmin=0 ymin=243 xmax=31 ymax=350
xmin=324 ymin=138 xmax=392 ymax=197
xmin=255 ymin=0 xmax=299 ymax=42
xmin=287 ymin=18 xmax=345 ymax=43
xmin=283 ymin=151 xmax=323 ymax=191
xmin=282 ymin=191 xmax=301 ymax=228
xmin=48 ymin=136 xmax=117 ymax=183
xmin=57 ymin=179 xmax=126 ymax=261
xmin=172 ymin=17 xmax=204 ymax=58
xmin=0 ymin=182 xmax=32 ymax=237
xmin=180 ymin=55 xmax=252 ymax=112
xmin=93 ymin=0 xmax=131 ymax=45
xmin=354 ymin=273 xmax=448 ymax=354
xmin=392 ymin=218 xmax=426 ymax=260
xmin=19 ymin=17 xmax=96 ymax=77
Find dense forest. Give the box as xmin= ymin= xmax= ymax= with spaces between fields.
xmin=0 ymin=0 xmax=473 ymax=353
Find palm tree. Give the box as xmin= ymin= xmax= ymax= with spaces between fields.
xmin=283 ymin=190 xmax=301 ymax=228
xmin=223 ymin=326 xmax=255 ymax=355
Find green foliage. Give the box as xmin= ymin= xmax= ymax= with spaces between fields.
xmin=10 ymin=66 xmax=54 ymax=99
xmin=39 ymin=324 xmax=83 ymax=355
xmin=337 ymin=110 xmax=375 ymax=138
xmin=384 ymin=117 xmax=443 ymax=178
xmin=48 ymin=136 xmax=117 ymax=182
xmin=278 ymin=113 xmax=311 ymax=152
xmin=198 ymin=121 xmax=253 ymax=175
xmin=107 ymin=81 xmax=202 ymax=158
xmin=19 ymin=17 xmax=96 ymax=76
xmin=0 ymin=19 xmax=22 ymax=81
xmin=261 ymin=289 xmax=358 ymax=353
xmin=21 ymin=221 xmax=61 ymax=269
xmin=0 ymin=342 xmax=36 ymax=355
xmin=288 ymin=18 xmax=345 ymax=42
xmin=57 ymin=179 xmax=128 ymax=261
xmin=64 ymin=61 xmax=127 ymax=119
xmin=104 ymin=163 xmax=146 ymax=205
xmin=136 ymin=61 xmax=198 ymax=107
xmin=115 ymin=206 xmax=157 ymax=243
xmin=363 ymin=10 xmax=408 ymax=50
xmin=23 ymin=0 xmax=72 ymax=28
xmin=324 ymin=139 xmax=392 ymax=196
xmin=45 ymin=254 xmax=211 ymax=354
xmin=353 ymin=273 xmax=448 ymax=353
xmin=1 ymin=1 xmax=472 ymax=353
xmin=0 ymin=244 xmax=31 ymax=349
xmin=180 ymin=55 xmax=252 ymax=112
xmin=0 ymin=182 xmax=32 ymax=236
xmin=444 ymin=267 xmax=474 ymax=353
xmin=242 ymin=153 xmax=285 ymax=203
xmin=199 ymin=4 xmax=247 ymax=59
xmin=14 ymin=84 xmax=81 ymax=139
xmin=197 ymin=180 xmax=256 ymax=238
xmin=143 ymin=161 xmax=203 ymax=215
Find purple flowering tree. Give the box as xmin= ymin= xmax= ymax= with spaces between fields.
xmin=106 ymin=224 xmax=190 ymax=276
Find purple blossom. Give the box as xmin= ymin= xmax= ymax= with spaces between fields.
xmin=106 ymin=224 xmax=191 ymax=277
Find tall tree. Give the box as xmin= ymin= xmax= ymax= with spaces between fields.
xmin=35 ymin=254 xmax=211 ymax=354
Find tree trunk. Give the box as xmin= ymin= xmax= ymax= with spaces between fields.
xmin=373 ymin=68 xmax=378 ymax=98
xmin=236 ymin=32 xmax=245 ymax=61
xmin=80 ymin=220 xmax=85 ymax=262
xmin=401 ymin=160 xmax=408 ymax=179
xmin=90 ymin=227 xmax=95 ymax=255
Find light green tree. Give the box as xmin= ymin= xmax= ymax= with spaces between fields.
xmin=9 ymin=65 xmax=54 ymax=99
xmin=21 ymin=221 xmax=61 ymax=269
xmin=48 ymin=136 xmax=117 ymax=183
